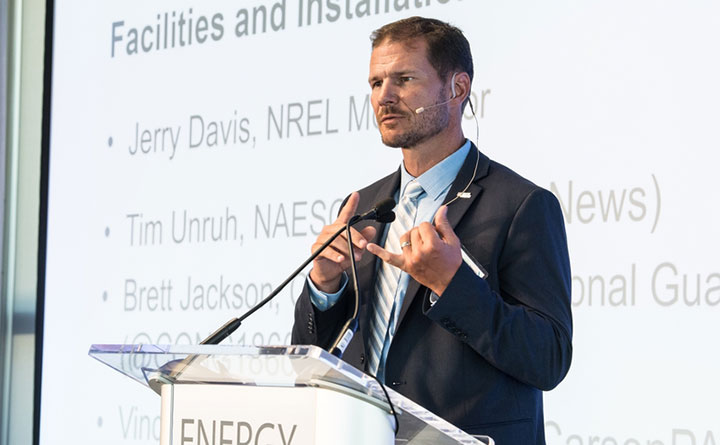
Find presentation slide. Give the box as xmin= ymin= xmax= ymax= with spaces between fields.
xmin=40 ymin=1 xmax=720 ymax=444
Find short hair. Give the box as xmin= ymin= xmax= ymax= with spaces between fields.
xmin=370 ymin=16 xmax=474 ymax=83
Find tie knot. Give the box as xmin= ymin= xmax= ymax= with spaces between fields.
xmin=403 ymin=180 xmax=425 ymax=201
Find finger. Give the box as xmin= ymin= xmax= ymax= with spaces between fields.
xmin=336 ymin=192 xmax=360 ymax=224
xmin=433 ymin=206 xmax=459 ymax=244
xmin=311 ymin=231 xmax=363 ymax=268
xmin=313 ymin=241 xmax=347 ymax=263
xmin=411 ymin=227 xmax=424 ymax=252
xmin=348 ymin=225 xmax=373 ymax=249
xmin=367 ymin=243 xmax=405 ymax=269
xmin=398 ymin=231 xmax=411 ymax=249
xmin=330 ymin=226 xmax=374 ymax=259
xmin=417 ymin=222 xmax=439 ymax=246
xmin=333 ymin=227 xmax=371 ymax=258
xmin=359 ymin=226 xmax=377 ymax=247
xmin=327 ymin=233 xmax=359 ymax=261
xmin=313 ymin=245 xmax=357 ymax=273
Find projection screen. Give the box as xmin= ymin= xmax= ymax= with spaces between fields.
xmin=38 ymin=1 xmax=720 ymax=444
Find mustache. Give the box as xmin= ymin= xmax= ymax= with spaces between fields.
xmin=377 ymin=106 xmax=411 ymax=119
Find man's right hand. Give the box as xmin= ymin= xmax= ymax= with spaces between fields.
xmin=309 ymin=192 xmax=377 ymax=293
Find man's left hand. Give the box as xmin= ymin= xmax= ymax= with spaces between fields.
xmin=367 ymin=205 xmax=462 ymax=296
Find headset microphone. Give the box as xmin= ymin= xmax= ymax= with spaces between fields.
xmin=415 ymin=97 xmax=454 ymax=114
xmin=415 ymin=72 xmax=458 ymax=114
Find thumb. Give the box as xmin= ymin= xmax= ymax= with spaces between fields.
xmin=433 ymin=206 xmax=458 ymax=244
xmin=337 ymin=192 xmax=360 ymax=224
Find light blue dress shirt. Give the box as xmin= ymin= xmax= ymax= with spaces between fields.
xmin=308 ymin=140 xmax=471 ymax=379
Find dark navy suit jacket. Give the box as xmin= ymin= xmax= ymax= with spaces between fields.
xmin=292 ymin=146 xmax=573 ymax=444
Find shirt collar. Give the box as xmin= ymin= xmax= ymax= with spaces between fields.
xmin=399 ymin=139 xmax=472 ymax=200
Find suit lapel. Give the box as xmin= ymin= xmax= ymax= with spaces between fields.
xmin=396 ymin=146 xmax=490 ymax=326
xmin=442 ymin=146 xmax=490 ymax=227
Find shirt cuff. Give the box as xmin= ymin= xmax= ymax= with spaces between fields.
xmin=308 ymin=272 xmax=348 ymax=311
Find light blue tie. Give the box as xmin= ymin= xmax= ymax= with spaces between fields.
xmin=368 ymin=180 xmax=425 ymax=376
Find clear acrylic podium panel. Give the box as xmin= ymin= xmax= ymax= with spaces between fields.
xmin=89 ymin=344 xmax=487 ymax=445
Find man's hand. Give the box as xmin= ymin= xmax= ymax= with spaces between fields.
xmin=367 ymin=205 xmax=462 ymax=296
xmin=309 ymin=192 xmax=377 ymax=293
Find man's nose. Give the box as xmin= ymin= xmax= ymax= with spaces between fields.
xmin=377 ymin=82 xmax=399 ymax=106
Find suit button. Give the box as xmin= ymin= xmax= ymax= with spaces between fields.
xmin=360 ymin=353 xmax=365 ymax=364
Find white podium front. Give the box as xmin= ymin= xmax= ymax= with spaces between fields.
xmin=89 ymin=344 xmax=494 ymax=445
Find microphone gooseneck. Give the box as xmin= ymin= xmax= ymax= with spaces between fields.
xmin=328 ymin=222 xmax=361 ymax=357
xmin=201 ymin=197 xmax=396 ymax=346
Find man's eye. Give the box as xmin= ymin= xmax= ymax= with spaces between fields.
xmin=400 ymin=76 xmax=414 ymax=83
xmin=371 ymin=81 xmax=382 ymax=88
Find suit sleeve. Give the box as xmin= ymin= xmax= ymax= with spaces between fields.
xmin=291 ymin=279 xmax=354 ymax=348
xmin=424 ymin=188 xmax=573 ymax=391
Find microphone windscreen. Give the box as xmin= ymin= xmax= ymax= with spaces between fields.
xmin=375 ymin=197 xmax=396 ymax=216
xmin=376 ymin=212 xmax=396 ymax=223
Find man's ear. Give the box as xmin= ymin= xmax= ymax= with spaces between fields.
xmin=451 ymin=72 xmax=472 ymax=105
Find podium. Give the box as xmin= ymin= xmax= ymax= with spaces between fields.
xmin=90 ymin=344 xmax=494 ymax=445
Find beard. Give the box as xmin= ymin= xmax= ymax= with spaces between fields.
xmin=377 ymin=92 xmax=450 ymax=148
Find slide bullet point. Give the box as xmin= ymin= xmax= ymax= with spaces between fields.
xmin=105 ymin=227 xmax=110 ymax=237
xmin=107 ymin=137 xmax=113 ymax=147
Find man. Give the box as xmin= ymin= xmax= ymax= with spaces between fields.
xmin=292 ymin=16 xmax=572 ymax=444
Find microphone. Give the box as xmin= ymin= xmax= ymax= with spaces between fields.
xmin=200 ymin=197 xmax=396 ymax=346
xmin=415 ymin=97 xmax=454 ymax=114
xmin=376 ymin=212 xmax=395 ymax=223
xmin=350 ymin=197 xmax=396 ymax=224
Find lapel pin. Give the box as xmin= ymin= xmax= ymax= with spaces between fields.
xmin=457 ymin=192 xmax=472 ymax=199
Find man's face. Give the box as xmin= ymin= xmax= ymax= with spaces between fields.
xmin=368 ymin=38 xmax=450 ymax=149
